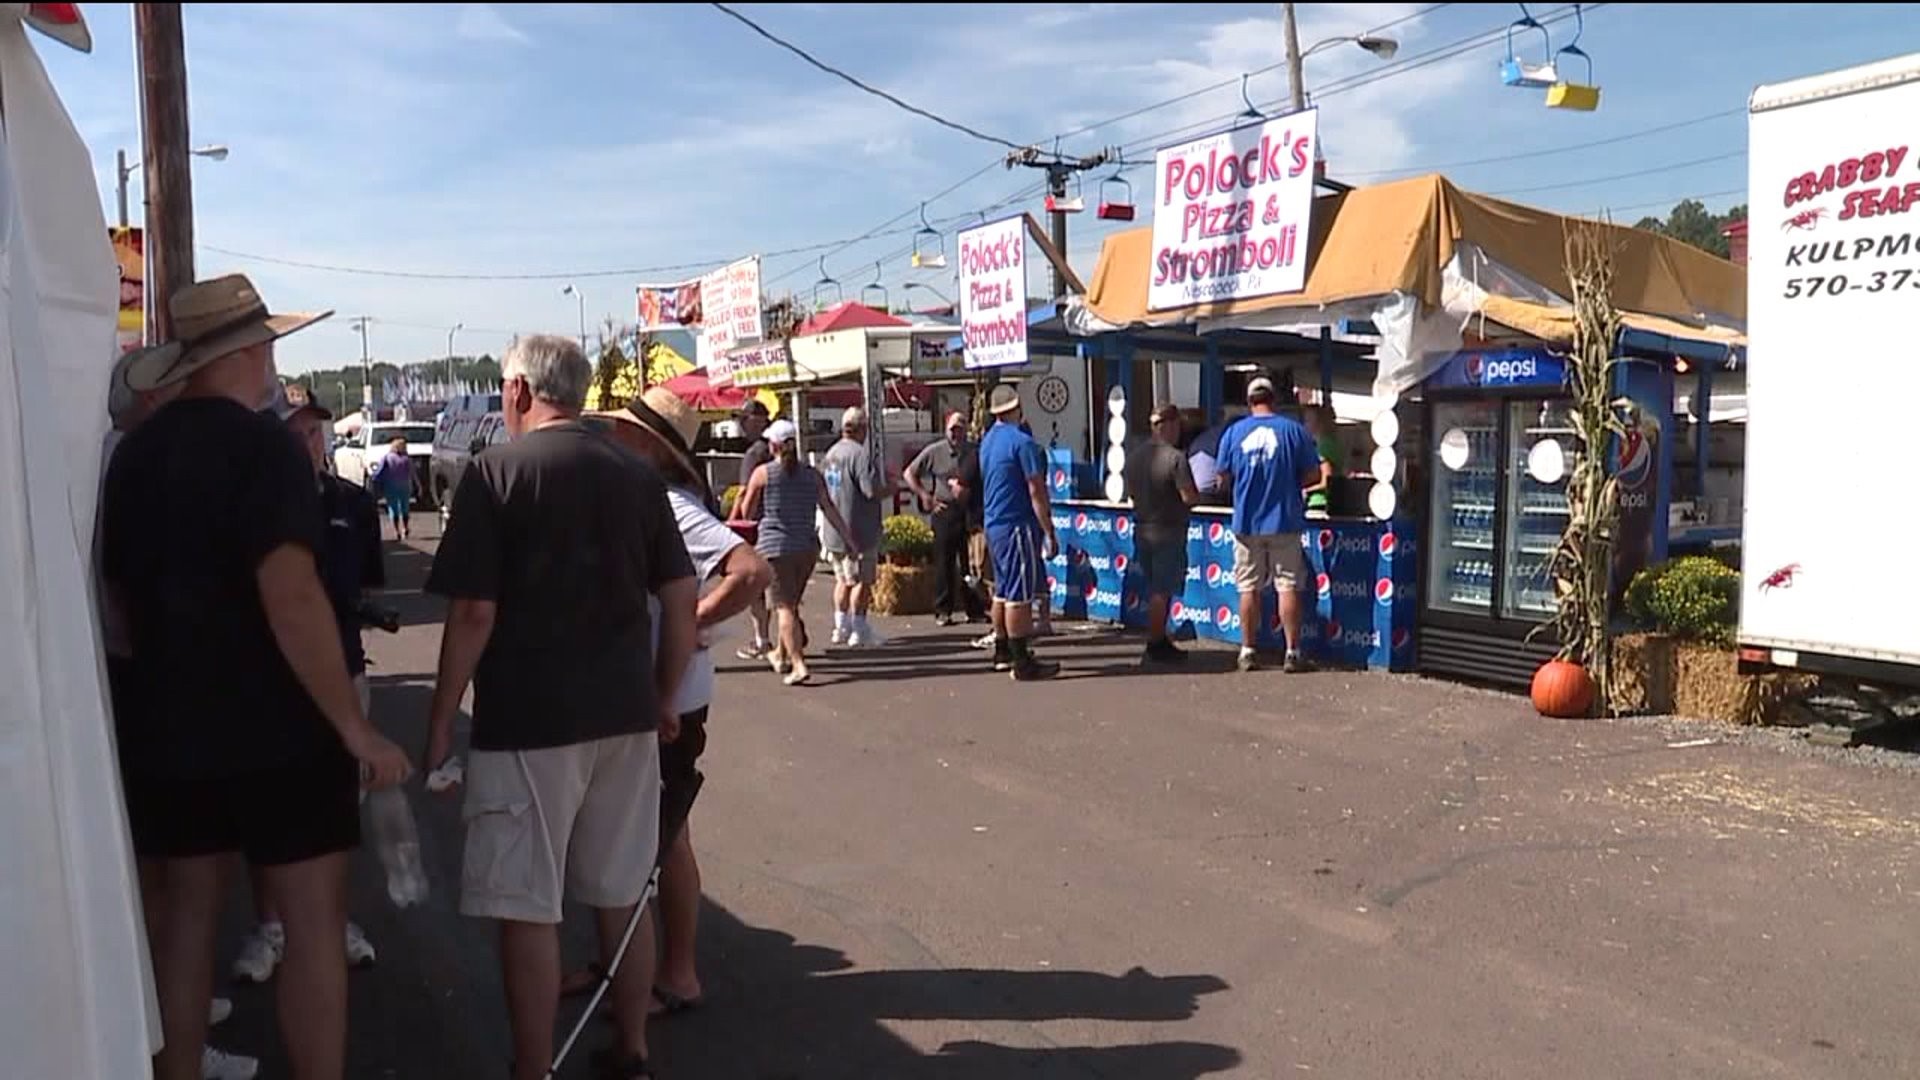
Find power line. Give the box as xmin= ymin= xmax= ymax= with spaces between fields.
xmin=708 ymin=3 xmax=1023 ymax=151
xmin=1575 ymin=187 xmax=1746 ymax=219
xmin=1341 ymin=107 xmax=1743 ymax=179
xmin=1486 ymin=150 xmax=1745 ymax=196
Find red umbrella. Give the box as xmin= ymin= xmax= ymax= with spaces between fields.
xmin=658 ymin=369 xmax=752 ymax=415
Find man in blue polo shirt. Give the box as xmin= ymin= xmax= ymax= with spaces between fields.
xmin=978 ymin=385 xmax=1060 ymax=681
xmin=1216 ymin=376 xmax=1321 ymax=673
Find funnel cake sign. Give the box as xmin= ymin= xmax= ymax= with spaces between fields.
xmin=1148 ymin=109 xmax=1319 ymax=311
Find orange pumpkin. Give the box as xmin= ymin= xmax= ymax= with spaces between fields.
xmin=1531 ymin=659 xmax=1595 ymax=718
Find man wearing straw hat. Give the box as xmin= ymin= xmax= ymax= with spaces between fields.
xmin=102 ymin=274 xmax=413 ymax=1080
xmin=578 ymin=386 xmax=772 ymax=1021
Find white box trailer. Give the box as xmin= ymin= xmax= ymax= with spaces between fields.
xmin=1741 ymin=53 xmax=1920 ymax=687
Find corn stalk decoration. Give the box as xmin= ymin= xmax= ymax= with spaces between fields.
xmin=1536 ymin=221 xmax=1628 ymax=713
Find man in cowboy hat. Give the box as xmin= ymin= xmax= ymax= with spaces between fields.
xmin=101 ymin=274 xmax=412 ymax=1080
xmin=577 ymin=387 xmax=771 ymax=1018
xmin=425 ymin=335 xmax=697 ymax=1080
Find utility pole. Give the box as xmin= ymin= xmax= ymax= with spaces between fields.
xmin=1283 ymin=1 xmax=1307 ymax=113
xmin=348 ymin=316 xmax=374 ymax=415
xmin=1005 ymin=146 xmax=1116 ymax=300
xmin=135 ymin=3 xmax=194 ymax=344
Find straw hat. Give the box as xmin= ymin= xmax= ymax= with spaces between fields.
xmin=125 ymin=273 xmax=333 ymax=391
xmin=588 ymin=386 xmax=702 ymax=472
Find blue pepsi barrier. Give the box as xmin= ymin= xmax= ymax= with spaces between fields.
xmin=1048 ymin=502 xmax=1417 ymax=671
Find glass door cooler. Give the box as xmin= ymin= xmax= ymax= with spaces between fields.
xmin=1416 ymin=347 xmax=1573 ymax=686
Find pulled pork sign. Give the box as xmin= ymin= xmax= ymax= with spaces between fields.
xmin=1148 ymin=109 xmax=1319 ymax=311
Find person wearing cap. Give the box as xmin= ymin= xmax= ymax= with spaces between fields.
xmin=1126 ymin=403 xmax=1203 ymax=664
xmin=905 ymin=409 xmax=987 ymax=627
xmin=1215 ymin=375 xmax=1323 ymax=673
xmin=976 ymin=385 xmax=1061 ymax=681
xmin=578 ymin=387 xmax=773 ymax=1022
xmin=738 ymin=418 xmax=860 ymax=686
xmin=229 ymin=387 xmax=387 ymax=993
xmin=101 ymin=274 xmax=412 ymax=1080
xmin=424 ymin=335 xmax=696 ymax=1080
xmin=821 ymin=405 xmax=893 ymax=647
xmin=733 ymin=399 xmax=777 ymax=661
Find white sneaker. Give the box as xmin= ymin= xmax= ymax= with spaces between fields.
xmin=345 ymin=921 xmax=377 ymax=968
xmin=848 ymin=625 xmax=886 ymax=648
xmin=202 ymin=1046 xmax=259 ymax=1080
xmin=230 ymin=922 xmax=284 ymax=984
xmin=971 ymin=630 xmax=997 ymax=650
xmin=208 ymin=998 xmax=233 ymax=1027
xmin=829 ymin=623 xmax=849 ymax=646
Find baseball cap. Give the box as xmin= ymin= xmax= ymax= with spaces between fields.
xmin=1246 ymin=376 xmax=1276 ymax=401
xmin=737 ymin=399 xmax=771 ymax=420
xmin=765 ymin=418 xmax=799 ymax=446
xmin=263 ymin=381 xmax=334 ymax=423
xmin=840 ymin=405 xmax=868 ymax=430
xmin=988 ymin=385 xmax=1022 ymax=415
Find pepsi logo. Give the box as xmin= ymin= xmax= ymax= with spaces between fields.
xmin=1316 ymin=572 xmax=1332 ymax=599
xmin=1215 ymin=605 xmax=1239 ymax=632
xmin=1317 ymin=529 xmax=1335 ymax=550
xmin=1074 ymin=512 xmax=1090 ymax=532
xmin=1327 ymin=618 xmax=1343 ymax=641
xmin=1207 ymin=522 xmax=1227 ymax=545
xmin=1082 ymin=580 xmax=1098 ymax=599
xmin=1073 ymin=549 xmax=1089 ymax=566
xmin=1392 ymin=627 xmax=1411 ymax=651
xmin=1124 ymin=590 xmax=1144 ymax=613
xmin=1616 ymin=425 xmax=1656 ymax=490
xmin=1052 ymin=469 xmax=1067 ymax=487
xmin=1116 ymin=516 xmax=1133 ymax=538
xmin=1170 ymin=600 xmax=1186 ymax=620
xmin=1463 ymin=353 xmax=1485 ymax=384
xmin=1114 ymin=553 xmax=1130 ymax=574
xmin=1379 ymin=532 xmax=1397 ymax=557
xmin=1375 ymin=578 xmax=1395 ymax=604
xmin=1046 ymin=575 xmax=1057 ymax=591
xmin=1205 ymin=563 xmax=1225 ymax=586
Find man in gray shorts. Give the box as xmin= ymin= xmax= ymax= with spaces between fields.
xmin=820 ymin=405 xmax=892 ymax=648
xmin=1215 ymin=376 xmax=1322 ymax=673
xmin=426 ymin=335 xmax=697 ymax=1080
xmin=1125 ymin=403 xmax=1201 ymax=665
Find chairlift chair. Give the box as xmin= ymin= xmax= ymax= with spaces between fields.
xmin=1097 ymin=173 xmax=1135 ymax=221
xmin=1544 ymin=6 xmax=1600 ymax=111
xmin=860 ymin=262 xmax=890 ymax=311
xmin=910 ymin=202 xmax=948 ymax=269
xmin=1499 ymin=4 xmax=1558 ymax=89
xmin=811 ymin=256 xmax=843 ymax=312
xmin=1045 ymin=171 xmax=1086 ymax=214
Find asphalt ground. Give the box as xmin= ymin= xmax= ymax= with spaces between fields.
xmin=205 ymin=514 xmax=1920 ymax=1079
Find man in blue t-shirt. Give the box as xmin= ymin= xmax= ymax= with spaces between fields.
xmin=1216 ymin=376 xmax=1322 ymax=673
xmin=977 ymin=385 xmax=1061 ymax=681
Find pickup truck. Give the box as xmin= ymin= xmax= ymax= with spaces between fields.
xmin=334 ymin=420 xmax=438 ymax=506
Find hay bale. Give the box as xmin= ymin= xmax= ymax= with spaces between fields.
xmin=1611 ymin=633 xmax=1676 ymax=716
xmin=872 ymin=564 xmax=936 ymax=615
xmin=1670 ymin=642 xmax=1817 ymax=725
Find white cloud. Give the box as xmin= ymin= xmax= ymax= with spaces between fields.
xmin=455 ymin=4 xmax=531 ymax=45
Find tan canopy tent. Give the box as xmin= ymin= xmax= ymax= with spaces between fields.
xmin=1072 ymin=174 xmax=1746 ymax=397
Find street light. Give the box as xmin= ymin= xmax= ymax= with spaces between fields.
xmin=901 ymin=282 xmax=953 ymax=312
xmin=446 ymin=322 xmax=463 ymax=393
xmin=560 ymin=284 xmax=586 ymax=352
xmin=115 ymin=143 xmax=228 ymax=228
xmin=1281 ymin=3 xmax=1398 ymax=113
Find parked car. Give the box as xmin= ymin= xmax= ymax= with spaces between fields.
xmin=334 ymin=419 xmax=438 ymax=506
xmin=431 ymin=393 xmax=506 ymax=516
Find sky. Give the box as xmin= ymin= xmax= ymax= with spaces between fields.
xmin=36 ymin=2 xmax=1920 ymax=375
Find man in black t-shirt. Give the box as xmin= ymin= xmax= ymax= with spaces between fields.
xmin=426 ymin=334 xmax=697 ymax=1080
xmin=104 ymin=274 xmax=411 ymax=1080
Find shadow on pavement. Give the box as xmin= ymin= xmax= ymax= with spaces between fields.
xmin=375 ymin=543 xmax=446 ymax=631
xmin=641 ymin=903 xmax=1241 ymax=1080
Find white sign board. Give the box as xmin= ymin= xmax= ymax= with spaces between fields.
xmin=1148 ymin=109 xmax=1319 ymax=310
xmin=699 ymin=255 xmax=764 ymax=357
xmin=958 ymin=215 xmax=1029 ymax=370
xmin=712 ymin=340 xmax=791 ymax=389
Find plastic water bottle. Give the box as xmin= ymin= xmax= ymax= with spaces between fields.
xmin=365 ymin=786 xmax=429 ymax=908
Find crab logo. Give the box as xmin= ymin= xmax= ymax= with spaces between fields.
xmin=1759 ymin=562 xmax=1801 ymax=593
xmin=1205 ymin=562 xmax=1225 ymax=587
xmin=1114 ymin=552 xmax=1130 ymax=574
xmin=1116 ymin=515 xmax=1133 ymax=538
xmin=1375 ymin=578 xmax=1395 ymax=605
xmin=1379 ymin=532 xmax=1397 ymax=558
xmin=1316 ymin=572 xmax=1332 ymax=599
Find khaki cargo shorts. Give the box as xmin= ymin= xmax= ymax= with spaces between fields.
xmin=1232 ymin=532 xmax=1307 ymax=594
xmin=831 ymin=547 xmax=878 ymax=586
xmin=459 ymin=731 xmax=661 ymax=924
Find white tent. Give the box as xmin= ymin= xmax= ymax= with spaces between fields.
xmin=0 ymin=8 xmax=161 ymax=1076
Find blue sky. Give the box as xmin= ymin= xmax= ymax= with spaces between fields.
xmin=37 ymin=2 xmax=1920 ymax=374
